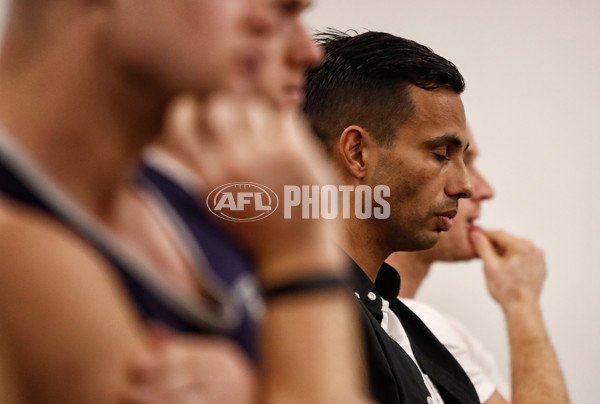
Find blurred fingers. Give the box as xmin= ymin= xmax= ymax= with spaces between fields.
xmin=469 ymin=229 xmax=500 ymax=264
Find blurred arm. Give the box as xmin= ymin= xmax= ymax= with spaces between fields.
xmin=158 ymin=94 xmax=369 ymax=404
xmin=0 ymin=201 xmax=147 ymax=404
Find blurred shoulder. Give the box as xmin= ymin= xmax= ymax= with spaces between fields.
xmin=0 ymin=195 xmax=118 ymax=285
xmin=0 ymin=195 xmax=140 ymax=319
xmin=0 ymin=196 xmax=144 ymax=402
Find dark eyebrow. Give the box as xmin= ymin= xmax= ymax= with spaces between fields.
xmin=424 ymin=134 xmax=468 ymax=151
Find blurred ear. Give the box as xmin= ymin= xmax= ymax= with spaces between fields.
xmin=337 ymin=125 xmax=377 ymax=180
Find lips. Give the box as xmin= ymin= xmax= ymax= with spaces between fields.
xmin=435 ymin=209 xmax=457 ymax=231
xmin=437 ymin=210 xmax=457 ymax=219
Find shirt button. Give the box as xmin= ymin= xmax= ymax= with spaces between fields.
xmin=367 ymin=292 xmax=377 ymax=301
xmin=354 ymin=292 xmax=360 ymax=299
xmin=426 ymin=396 xmax=433 ymax=404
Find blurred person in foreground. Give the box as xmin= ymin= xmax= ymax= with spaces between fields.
xmin=0 ymin=1 xmax=365 ymax=403
xmin=386 ymin=126 xmax=569 ymax=404
xmin=114 ymin=1 xmax=368 ymax=402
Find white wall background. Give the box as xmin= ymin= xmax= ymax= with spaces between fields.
xmin=0 ymin=0 xmax=596 ymax=402
xmin=306 ymin=1 xmax=600 ymax=402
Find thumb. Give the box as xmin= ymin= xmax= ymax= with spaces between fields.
xmin=470 ymin=229 xmax=499 ymax=265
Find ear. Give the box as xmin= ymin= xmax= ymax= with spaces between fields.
xmin=338 ymin=125 xmax=376 ymax=180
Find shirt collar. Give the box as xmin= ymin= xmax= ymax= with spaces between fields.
xmin=348 ymin=258 xmax=401 ymax=301
xmin=349 ymin=259 xmax=376 ymax=297
xmin=375 ymin=263 xmax=401 ymax=302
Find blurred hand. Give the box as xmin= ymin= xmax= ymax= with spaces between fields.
xmin=162 ymin=93 xmax=346 ymax=285
xmin=122 ymin=327 xmax=256 ymax=404
xmin=470 ymin=229 xmax=546 ymax=311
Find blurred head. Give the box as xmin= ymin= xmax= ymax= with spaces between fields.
xmin=8 ymin=0 xmax=323 ymax=100
xmin=252 ymin=0 xmax=323 ymax=108
xmin=149 ymin=1 xmax=323 ymax=178
xmin=103 ymin=0 xmax=280 ymax=96
xmin=304 ymin=31 xmax=473 ymax=252
xmin=416 ymin=126 xmax=495 ymax=261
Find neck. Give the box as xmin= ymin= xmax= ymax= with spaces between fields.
xmin=0 ymin=25 xmax=169 ymax=222
xmin=341 ymin=218 xmax=391 ymax=282
xmin=385 ymin=252 xmax=432 ymax=298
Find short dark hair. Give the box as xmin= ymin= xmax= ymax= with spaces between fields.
xmin=303 ymin=30 xmax=465 ymax=151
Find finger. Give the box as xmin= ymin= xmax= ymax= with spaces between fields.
xmin=482 ymin=229 xmax=522 ymax=250
xmin=245 ymin=97 xmax=278 ymax=146
xmin=131 ymin=330 xmax=187 ymax=386
xmin=186 ymin=96 xmax=237 ymax=184
xmin=279 ymin=108 xmax=304 ymax=143
xmin=167 ymin=95 xmax=205 ymax=142
xmin=485 ymin=230 xmax=541 ymax=257
xmin=204 ymin=92 xmax=246 ymax=146
xmin=126 ymin=348 xmax=159 ymax=384
xmin=126 ymin=330 xmax=164 ymax=384
xmin=469 ymin=229 xmax=500 ymax=265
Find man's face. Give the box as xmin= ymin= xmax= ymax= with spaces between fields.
xmin=253 ymin=0 xmax=323 ymax=108
xmin=108 ymin=0 xmax=278 ymax=96
xmin=373 ymin=86 xmax=473 ymax=252
xmin=420 ymin=130 xmax=495 ymax=261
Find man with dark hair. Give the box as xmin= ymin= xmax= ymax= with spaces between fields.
xmin=387 ymin=126 xmax=570 ymax=404
xmin=306 ymin=31 xmax=465 ymax=151
xmin=304 ymin=30 xmax=479 ymax=404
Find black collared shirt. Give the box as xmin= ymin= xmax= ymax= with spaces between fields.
xmin=350 ymin=261 xmax=480 ymax=404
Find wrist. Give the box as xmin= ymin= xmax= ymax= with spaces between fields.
xmin=256 ymin=244 xmax=346 ymax=287
xmin=499 ymin=294 xmax=541 ymax=316
xmin=262 ymin=275 xmax=350 ymax=301
xmin=503 ymin=301 xmax=550 ymax=342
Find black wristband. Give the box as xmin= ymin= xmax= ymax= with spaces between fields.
xmin=262 ymin=275 xmax=350 ymax=300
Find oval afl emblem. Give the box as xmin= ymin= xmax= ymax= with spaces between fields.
xmin=206 ymin=182 xmax=279 ymax=222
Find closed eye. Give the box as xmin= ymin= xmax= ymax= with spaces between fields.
xmin=432 ymin=146 xmax=449 ymax=161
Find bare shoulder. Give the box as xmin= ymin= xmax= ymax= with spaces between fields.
xmin=0 ymin=196 xmax=97 ymax=264
xmin=0 ymin=196 xmax=133 ymax=307
xmin=0 ymin=197 xmax=145 ymax=404
xmin=0 ymin=197 xmax=78 ymax=259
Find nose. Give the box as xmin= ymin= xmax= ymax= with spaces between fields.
xmin=471 ymin=168 xmax=495 ymax=201
xmin=287 ymin=22 xmax=324 ymax=68
xmin=446 ymin=159 xmax=473 ymax=200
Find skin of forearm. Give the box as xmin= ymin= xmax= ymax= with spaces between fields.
xmin=0 ymin=328 xmax=22 ymax=404
xmin=259 ymin=291 xmax=369 ymax=404
xmin=503 ymin=302 xmax=569 ymax=404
